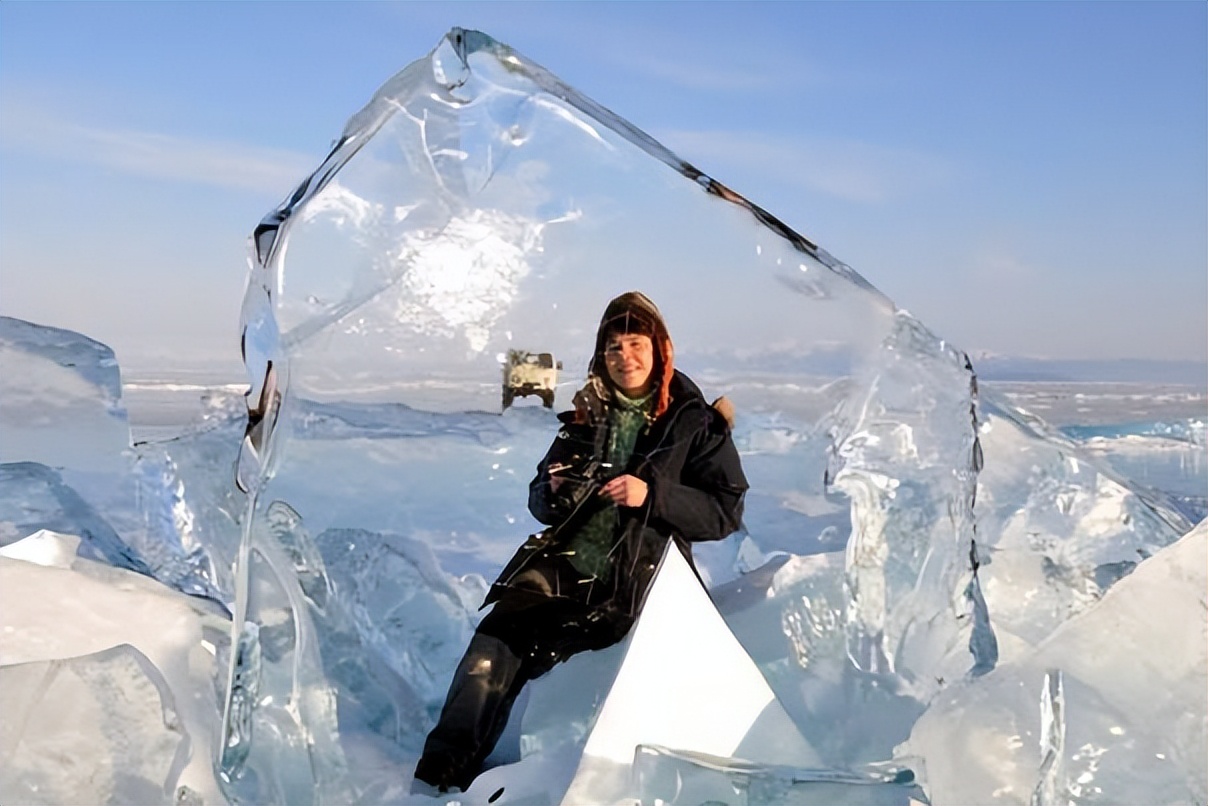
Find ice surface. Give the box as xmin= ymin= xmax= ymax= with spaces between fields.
xmin=1066 ymin=417 xmax=1207 ymax=523
xmin=0 ymin=40 xmax=1196 ymax=798
xmin=900 ymin=519 xmax=1207 ymax=805
xmin=0 ymin=532 xmax=231 ymax=804
xmin=991 ymin=381 xmax=1207 ymax=522
xmin=0 ymin=24 xmax=1192 ymax=804
xmin=0 ymin=644 xmax=190 ymax=805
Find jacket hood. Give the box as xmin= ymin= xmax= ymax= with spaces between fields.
xmin=587 ymin=291 xmax=675 ymax=419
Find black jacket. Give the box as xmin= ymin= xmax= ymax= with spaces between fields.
xmin=484 ymin=370 xmax=748 ymax=619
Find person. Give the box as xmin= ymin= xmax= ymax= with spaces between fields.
xmin=413 ymin=291 xmax=748 ymax=792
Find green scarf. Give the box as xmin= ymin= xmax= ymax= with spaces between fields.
xmin=564 ymin=389 xmax=653 ymax=580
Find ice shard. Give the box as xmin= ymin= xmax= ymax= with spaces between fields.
xmin=0 ymin=535 xmax=232 ymax=805
xmin=708 ymin=401 xmax=1187 ymax=774
xmin=0 ymin=644 xmax=190 ymax=805
xmin=0 ymin=316 xmax=233 ymax=600
xmin=0 ymin=316 xmax=150 ymax=572
xmin=212 ymin=26 xmax=1191 ymax=804
xmin=0 ymin=315 xmax=130 ymax=472
xmin=0 ymin=461 xmax=151 ymax=574
xmin=973 ymin=398 xmax=1191 ymax=654
xmin=900 ymin=520 xmax=1207 ymax=805
xmin=632 ymin=745 xmax=923 ymax=806
xmin=715 ymin=550 xmax=931 ymax=768
xmin=130 ymin=404 xmax=249 ymax=603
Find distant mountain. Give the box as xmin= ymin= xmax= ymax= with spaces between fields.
xmin=679 ymin=342 xmax=856 ymax=378
xmin=682 ymin=345 xmax=1206 ymax=387
xmin=971 ymin=356 xmax=1207 ymax=386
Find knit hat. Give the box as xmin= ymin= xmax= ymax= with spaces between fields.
xmin=587 ymin=291 xmax=675 ymax=419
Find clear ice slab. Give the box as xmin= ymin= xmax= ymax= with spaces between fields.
xmin=900 ymin=520 xmax=1207 ymax=805
xmin=632 ymin=745 xmax=924 ymax=806
xmin=0 ymin=315 xmax=130 ymax=472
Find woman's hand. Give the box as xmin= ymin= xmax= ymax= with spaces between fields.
xmin=599 ymin=474 xmax=648 ymax=507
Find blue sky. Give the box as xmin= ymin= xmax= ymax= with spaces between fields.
xmin=1 ymin=2 xmax=1204 ymax=376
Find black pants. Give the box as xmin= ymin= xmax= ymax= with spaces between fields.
xmin=414 ymin=593 xmax=633 ymax=792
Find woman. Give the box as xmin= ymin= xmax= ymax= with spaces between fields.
xmin=415 ymin=291 xmax=748 ymax=792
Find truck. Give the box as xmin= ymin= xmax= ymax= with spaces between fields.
xmin=502 ymin=349 xmax=561 ymax=410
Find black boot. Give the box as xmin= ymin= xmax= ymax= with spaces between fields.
xmin=414 ymin=632 xmax=526 ymax=792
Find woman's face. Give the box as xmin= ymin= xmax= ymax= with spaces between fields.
xmin=604 ymin=332 xmax=655 ymax=397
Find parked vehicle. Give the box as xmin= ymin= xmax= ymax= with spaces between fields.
xmin=502 ymin=350 xmax=561 ymax=410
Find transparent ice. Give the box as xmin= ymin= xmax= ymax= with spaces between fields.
xmin=972 ymin=400 xmax=1191 ymax=652
xmin=218 ymin=27 xmax=993 ymax=801
xmin=0 ymin=315 xmax=129 ymax=472
xmin=0 ymin=316 xmax=229 ymax=600
xmin=632 ymin=745 xmax=924 ymax=806
xmin=901 ymin=521 xmax=1207 ymax=805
